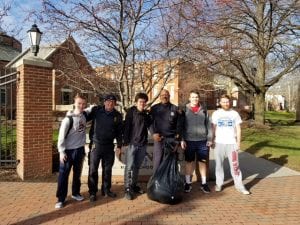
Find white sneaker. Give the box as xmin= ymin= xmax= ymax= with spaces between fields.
xmin=55 ymin=202 xmax=64 ymax=209
xmin=215 ymin=185 xmax=222 ymax=192
xmin=72 ymin=194 xmax=84 ymax=201
xmin=238 ymin=189 xmax=250 ymax=195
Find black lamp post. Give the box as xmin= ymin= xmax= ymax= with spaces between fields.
xmin=27 ymin=24 xmax=42 ymax=56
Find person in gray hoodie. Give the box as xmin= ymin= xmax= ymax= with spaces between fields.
xmin=181 ymin=90 xmax=212 ymax=193
xmin=55 ymin=93 xmax=90 ymax=209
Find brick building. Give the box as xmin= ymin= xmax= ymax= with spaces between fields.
xmin=7 ymin=36 xmax=108 ymax=109
xmin=0 ymin=32 xmax=22 ymax=118
xmin=96 ymin=58 xmax=217 ymax=109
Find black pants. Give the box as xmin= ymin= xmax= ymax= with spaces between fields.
xmin=56 ymin=147 xmax=85 ymax=202
xmin=88 ymin=143 xmax=115 ymax=195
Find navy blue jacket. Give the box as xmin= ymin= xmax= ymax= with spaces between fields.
xmin=88 ymin=106 xmax=123 ymax=148
xmin=150 ymin=102 xmax=184 ymax=139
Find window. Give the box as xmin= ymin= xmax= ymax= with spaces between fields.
xmin=170 ymin=85 xmax=175 ymax=100
xmin=0 ymin=88 xmax=5 ymax=105
xmin=61 ymin=88 xmax=73 ymax=105
xmin=152 ymin=65 xmax=158 ymax=80
xmin=164 ymin=64 xmax=175 ymax=80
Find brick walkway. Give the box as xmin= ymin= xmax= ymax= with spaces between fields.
xmin=1 ymin=175 xmax=300 ymax=225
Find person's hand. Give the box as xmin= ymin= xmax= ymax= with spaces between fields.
xmin=153 ymin=133 xmax=162 ymax=142
xmin=115 ymin=147 xmax=124 ymax=162
xmin=59 ymin=152 xmax=67 ymax=163
xmin=181 ymin=140 xmax=187 ymax=150
xmin=206 ymin=141 xmax=212 ymax=147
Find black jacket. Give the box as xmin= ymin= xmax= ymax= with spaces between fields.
xmin=150 ymin=102 xmax=184 ymax=139
xmin=88 ymin=106 xmax=123 ymax=148
xmin=123 ymin=106 xmax=152 ymax=146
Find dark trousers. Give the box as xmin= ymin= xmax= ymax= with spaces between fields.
xmin=124 ymin=144 xmax=147 ymax=190
xmin=56 ymin=147 xmax=85 ymax=202
xmin=88 ymin=143 xmax=115 ymax=195
xmin=153 ymin=141 xmax=163 ymax=174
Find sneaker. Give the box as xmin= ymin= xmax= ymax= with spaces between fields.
xmin=132 ymin=185 xmax=144 ymax=194
xmin=200 ymin=183 xmax=211 ymax=193
xmin=71 ymin=194 xmax=84 ymax=201
xmin=215 ymin=185 xmax=222 ymax=192
xmin=124 ymin=189 xmax=133 ymax=200
xmin=238 ymin=189 xmax=250 ymax=195
xmin=89 ymin=195 xmax=96 ymax=202
xmin=184 ymin=183 xmax=192 ymax=193
xmin=55 ymin=202 xmax=64 ymax=209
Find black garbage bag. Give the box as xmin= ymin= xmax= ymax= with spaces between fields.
xmin=147 ymin=140 xmax=184 ymax=204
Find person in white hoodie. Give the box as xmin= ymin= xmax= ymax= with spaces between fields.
xmin=55 ymin=93 xmax=89 ymax=209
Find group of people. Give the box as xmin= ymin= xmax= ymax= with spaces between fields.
xmin=55 ymin=89 xmax=250 ymax=209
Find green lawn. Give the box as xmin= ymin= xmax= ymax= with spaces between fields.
xmin=242 ymin=111 xmax=300 ymax=171
xmin=265 ymin=111 xmax=296 ymax=125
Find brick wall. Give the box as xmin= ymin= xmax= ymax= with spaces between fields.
xmin=16 ymin=60 xmax=53 ymax=179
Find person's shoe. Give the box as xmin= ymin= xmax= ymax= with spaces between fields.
xmin=124 ymin=189 xmax=134 ymax=200
xmin=104 ymin=190 xmax=117 ymax=198
xmin=238 ymin=188 xmax=250 ymax=195
xmin=200 ymin=183 xmax=211 ymax=193
xmin=215 ymin=185 xmax=222 ymax=192
xmin=89 ymin=195 xmax=96 ymax=202
xmin=132 ymin=185 xmax=144 ymax=194
xmin=55 ymin=201 xmax=64 ymax=209
xmin=71 ymin=194 xmax=84 ymax=201
xmin=184 ymin=183 xmax=192 ymax=193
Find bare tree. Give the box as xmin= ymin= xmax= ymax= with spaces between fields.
xmin=296 ymin=80 xmax=300 ymax=122
xmin=172 ymin=0 xmax=300 ymax=124
xmin=0 ymin=1 xmax=10 ymax=24
xmin=34 ymin=0 xmax=187 ymax=112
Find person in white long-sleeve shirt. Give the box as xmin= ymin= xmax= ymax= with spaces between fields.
xmin=55 ymin=93 xmax=91 ymax=209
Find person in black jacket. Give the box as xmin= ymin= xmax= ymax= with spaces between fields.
xmin=88 ymin=94 xmax=123 ymax=202
xmin=123 ymin=92 xmax=151 ymax=200
xmin=150 ymin=89 xmax=184 ymax=173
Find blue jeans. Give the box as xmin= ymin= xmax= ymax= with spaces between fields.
xmin=124 ymin=144 xmax=146 ymax=190
xmin=56 ymin=147 xmax=85 ymax=202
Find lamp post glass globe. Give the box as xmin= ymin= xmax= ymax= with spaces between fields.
xmin=27 ymin=24 xmax=42 ymax=56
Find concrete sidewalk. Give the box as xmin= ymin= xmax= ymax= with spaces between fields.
xmin=0 ymin=151 xmax=300 ymax=225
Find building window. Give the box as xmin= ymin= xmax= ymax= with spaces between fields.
xmin=164 ymin=64 xmax=175 ymax=79
xmin=170 ymin=85 xmax=175 ymax=100
xmin=152 ymin=65 xmax=158 ymax=81
xmin=0 ymin=88 xmax=5 ymax=105
xmin=61 ymin=88 xmax=73 ymax=105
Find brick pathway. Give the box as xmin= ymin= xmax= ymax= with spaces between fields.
xmin=1 ymin=175 xmax=299 ymax=225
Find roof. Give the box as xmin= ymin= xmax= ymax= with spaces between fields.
xmin=6 ymin=45 xmax=57 ymax=68
xmin=0 ymin=44 xmax=21 ymax=62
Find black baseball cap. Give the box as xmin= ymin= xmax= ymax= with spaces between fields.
xmin=104 ymin=94 xmax=117 ymax=101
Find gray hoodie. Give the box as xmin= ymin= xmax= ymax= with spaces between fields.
xmin=57 ymin=111 xmax=87 ymax=153
xmin=183 ymin=103 xmax=212 ymax=142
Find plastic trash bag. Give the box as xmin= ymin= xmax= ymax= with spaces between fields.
xmin=147 ymin=139 xmax=184 ymax=204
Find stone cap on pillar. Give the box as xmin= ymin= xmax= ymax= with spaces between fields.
xmin=15 ymin=56 xmax=53 ymax=68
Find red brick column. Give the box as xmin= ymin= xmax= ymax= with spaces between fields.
xmin=16 ymin=58 xmax=53 ymax=180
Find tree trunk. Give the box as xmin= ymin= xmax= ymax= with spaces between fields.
xmin=296 ymin=82 xmax=300 ymax=122
xmin=254 ymin=92 xmax=266 ymax=125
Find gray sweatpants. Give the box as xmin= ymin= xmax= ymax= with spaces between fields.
xmin=214 ymin=143 xmax=246 ymax=190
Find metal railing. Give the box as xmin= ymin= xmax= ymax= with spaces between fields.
xmin=0 ymin=68 xmax=18 ymax=168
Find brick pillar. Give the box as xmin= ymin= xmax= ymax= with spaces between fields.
xmin=16 ymin=58 xmax=53 ymax=180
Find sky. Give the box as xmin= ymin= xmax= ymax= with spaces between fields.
xmin=1 ymin=0 xmax=44 ymax=50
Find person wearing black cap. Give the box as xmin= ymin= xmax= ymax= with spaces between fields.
xmin=87 ymin=94 xmax=123 ymax=202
